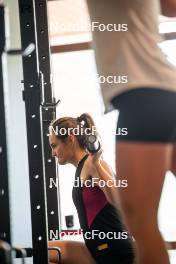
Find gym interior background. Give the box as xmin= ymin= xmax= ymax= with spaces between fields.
xmin=0 ymin=0 xmax=176 ymax=263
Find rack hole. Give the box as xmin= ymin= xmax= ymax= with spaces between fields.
xmin=0 ymin=232 xmax=6 ymax=239
xmin=0 ymin=189 xmax=5 ymax=196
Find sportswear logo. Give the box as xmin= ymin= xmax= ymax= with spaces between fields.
xmin=97 ymin=243 xmax=108 ymax=251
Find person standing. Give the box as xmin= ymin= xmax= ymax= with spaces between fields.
xmin=86 ymin=1 xmax=176 ymax=263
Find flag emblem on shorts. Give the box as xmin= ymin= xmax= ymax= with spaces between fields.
xmin=97 ymin=243 xmax=108 ymax=251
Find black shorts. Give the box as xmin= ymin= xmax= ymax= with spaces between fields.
xmin=91 ymin=249 xmax=134 ymax=264
xmin=111 ymin=88 xmax=176 ymax=142
xmin=86 ymin=239 xmax=134 ymax=264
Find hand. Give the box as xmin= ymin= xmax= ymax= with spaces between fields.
xmin=88 ymin=148 xmax=103 ymax=166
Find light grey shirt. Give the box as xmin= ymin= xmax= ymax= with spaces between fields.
xmin=87 ymin=0 xmax=176 ymax=111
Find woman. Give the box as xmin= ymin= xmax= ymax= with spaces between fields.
xmin=48 ymin=113 xmax=134 ymax=264
xmin=86 ymin=1 xmax=176 ymax=263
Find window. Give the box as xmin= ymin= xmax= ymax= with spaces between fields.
xmin=49 ymin=2 xmax=176 ymax=261
xmin=51 ymin=50 xmax=117 ymax=230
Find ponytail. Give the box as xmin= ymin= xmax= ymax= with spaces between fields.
xmin=76 ymin=113 xmax=98 ymax=148
xmin=50 ymin=113 xmax=98 ymax=149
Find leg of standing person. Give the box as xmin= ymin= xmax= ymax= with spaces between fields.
xmin=86 ymin=1 xmax=176 ymax=263
xmin=171 ymin=144 xmax=176 ymax=175
xmin=116 ymin=142 xmax=172 ymax=264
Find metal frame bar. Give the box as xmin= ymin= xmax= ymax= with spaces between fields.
xmin=51 ymin=42 xmax=92 ymax=53
xmin=0 ymin=5 xmax=11 ymax=246
xmin=34 ymin=0 xmax=60 ymax=238
xmin=163 ymin=32 xmax=176 ymax=40
xmin=50 ymin=33 xmax=176 ymax=54
xmin=18 ymin=1 xmax=49 ymax=263
xmin=166 ymin=241 xmax=176 ymax=250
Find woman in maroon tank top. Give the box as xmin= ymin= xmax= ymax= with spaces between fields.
xmin=48 ymin=113 xmax=134 ymax=264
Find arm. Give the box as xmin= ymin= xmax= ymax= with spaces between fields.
xmin=160 ymin=0 xmax=176 ymax=17
xmin=87 ymin=150 xmax=121 ymax=208
xmin=93 ymin=160 xmax=120 ymax=208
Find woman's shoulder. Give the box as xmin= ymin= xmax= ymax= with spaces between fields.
xmin=84 ymin=155 xmax=115 ymax=178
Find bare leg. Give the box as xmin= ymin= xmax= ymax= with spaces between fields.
xmin=116 ymin=142 xmax=173 ymax=264
xmin=171 ymin=144 xmax=176 ymax=176
xmin=48 ymin=240 xmax=96 ymax=264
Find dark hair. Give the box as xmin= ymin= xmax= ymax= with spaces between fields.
xmin=50 ymin=113 xmax=98 ymax=149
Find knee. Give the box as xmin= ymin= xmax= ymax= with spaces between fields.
xmin=125 ymin=215 xmax=159 ymax=243
xmin=120 ymin=202 xmax=158 ymax=238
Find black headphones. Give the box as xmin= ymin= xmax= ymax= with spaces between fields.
xmin=86 ymin=134 xmax=101 ymax=154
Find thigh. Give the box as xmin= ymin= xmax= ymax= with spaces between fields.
xmin=115 ymin=142 xmax=173 ymax=229
xmin=48 ymin=240 xmax=96 ymax=264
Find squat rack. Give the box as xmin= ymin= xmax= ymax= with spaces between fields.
xmin=18 ymin=0 xmax=60 ymax=263
xmin=0 ymin=4 xmax=11 ymax=246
